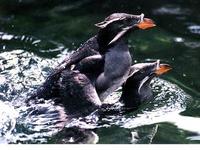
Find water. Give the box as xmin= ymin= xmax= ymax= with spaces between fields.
xmin=0 ymin=0 xmax=200 ymax=144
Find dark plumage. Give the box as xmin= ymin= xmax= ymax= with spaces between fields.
xmin=59 ymin=13 xmax=155 ymax=67
xmin=120 ymin=60 xmax=172 ymax=109
xmin=27 ymin=13 xmax=156 ymax=116
xmin=58 ymin=70 xmax=101 ymax=116
xmin=74 ymin=55 xmax=104 ymax=85
xmin=74 ymin=13 xmax=156 ymax=101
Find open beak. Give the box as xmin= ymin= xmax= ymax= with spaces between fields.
xmin=155 ymin=64 xmax=172 ymax=75
xmin=136 ymin=14 xmax=156 ymax=30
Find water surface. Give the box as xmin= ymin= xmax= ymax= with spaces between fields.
xmin=0 ymin=0 xmax=200 ymax=144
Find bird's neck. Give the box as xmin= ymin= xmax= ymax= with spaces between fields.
xmin=120 ymin=81 xmax=153 ymax=108
xmin=120 ymin=81 xmax=141 ymax=108
xmin=97 ymin=28 xmax=128 ymax=54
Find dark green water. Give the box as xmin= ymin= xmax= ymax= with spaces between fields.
xmin=0 ymin=0 xmax=200 ymax=144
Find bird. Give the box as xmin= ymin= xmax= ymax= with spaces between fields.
xmin=57 ymin=69 xmax=102 ymax=116
xmin=120 ymin=60 xmax=172 ymax=110
xmin=58 ymin=13 xmax=156 ymax=67
xmin=72 ymin=11 xmax=157 ymax=101
xmin=56 ymin=60 xmax=171 ymax=117
xmin=27 ymin=13 xmax=156 ymax=116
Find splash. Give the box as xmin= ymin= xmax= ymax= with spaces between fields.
xmin=0 ymin=49 xmax=193 ymax=143
xmin=100 ymin=78 xmax=191 ymax=130
xmin=0 ymin=50 xmax=68 ymax=143
xmin=0 ymin=49 xmax=99 ymax=143
xmin=0 ymin=101 xmax=18 ymax=144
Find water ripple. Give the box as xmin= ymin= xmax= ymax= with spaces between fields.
xmin=99 ymin=78 xmax=191 ymax=132
xmin=0 ymin=49 xmax=193 ymax=143
xmin=0 ymin=101 xmax=18 ymax=143
xmin=0 ymin=32 xmax=65 ymax=55
xmin=188 ymin=25 xmax=200 ymax=35
xmin=153 ymin=5 xmax=191 ymax=15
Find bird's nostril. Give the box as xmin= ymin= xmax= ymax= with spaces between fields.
xmin=156 ymin=60 xmax=160 ymax=69
xmin=140 ymin=13 xmax=144 ymax=22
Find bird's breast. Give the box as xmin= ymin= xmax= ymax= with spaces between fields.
xmin=104 ymin=49 xmax=132 ymax=79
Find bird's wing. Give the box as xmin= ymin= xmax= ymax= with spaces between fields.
xmin=57 ymin=35 xmax=100 ymax=69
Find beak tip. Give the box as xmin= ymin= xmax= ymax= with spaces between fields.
xmin=155 ymin=64 xmax=172 ymax=75
xmin=137 ymin=18 xmax=156 ymax=30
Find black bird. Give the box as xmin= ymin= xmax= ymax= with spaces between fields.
xmin=58 ymin=69 xmax=102 ymax=116
xmin=28 ymin=13 xmax=156 ymax=106
xmin=70 ymin=13 xmax=156 ymax=101
xmin=58 ymin=13 xmax=156 ymax=68
xmin=57 ymin=60 xmax=171 ymax=116
xmin=120 ymin=60 xmax=172 ymax=110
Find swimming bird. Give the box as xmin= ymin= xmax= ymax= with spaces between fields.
xmin=58 ymin=69 xmax=102 ymax=116
xmin=57 ymin=60 xmax=171 ymax=116
xmin=59 ymin=13 xmax=156 ymax=68
xmin=120 ymin=60 xmax=172 ymax=110
xmin=28 ymin=13 xmax=156 ymax=107
xmin=69 ymin=13 xmax=156 ymax=101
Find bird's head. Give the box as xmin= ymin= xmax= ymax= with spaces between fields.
xmin=128 ymin=60 xmax=172 ymax=92
xmin=95 ymin=13 xmax=156 ymax=46
xmin=121 ymin=60 xmax=172 ymax=108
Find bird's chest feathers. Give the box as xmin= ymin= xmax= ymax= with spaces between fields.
xmin=104 ymin=44 xmax=132 ymax=79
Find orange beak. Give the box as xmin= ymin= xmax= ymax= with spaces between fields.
xmin=155 ymin=64 xmax=172 ymax=75
xmin=136 ymin=18 xmax=156 ymax=30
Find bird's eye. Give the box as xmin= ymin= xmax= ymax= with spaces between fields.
xmin=123 ymin=18 xmax=132 ymax=25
